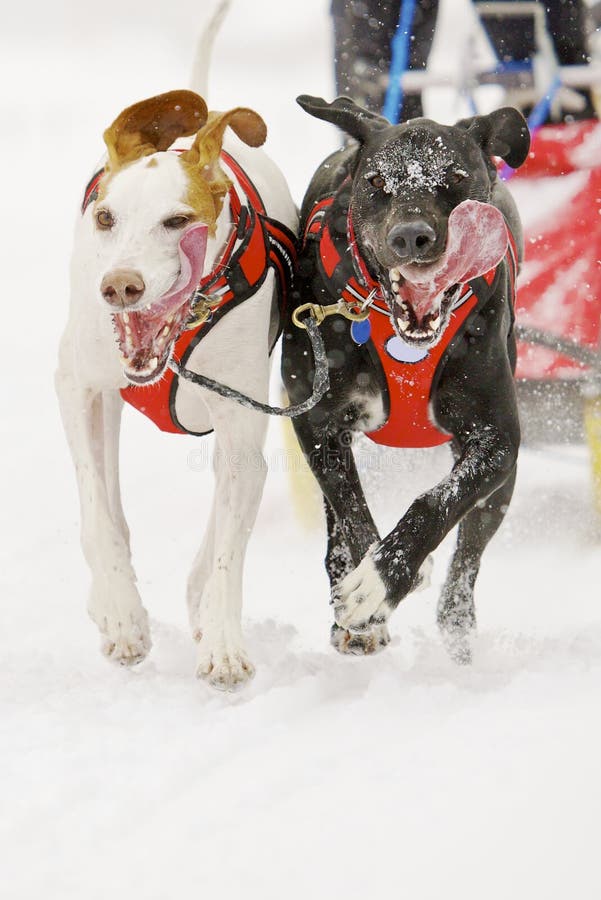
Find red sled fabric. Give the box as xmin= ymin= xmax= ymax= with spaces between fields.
xmin=511 ymin=120 xmax=601 ymax=380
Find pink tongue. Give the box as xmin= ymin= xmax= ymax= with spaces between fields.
xmin=146 ymin=222 xmax=208 ymax=320
xmin=116 ymin=222 xmax=208 ymax=356
xmin=397 ymin=200 xmax=508 ymax=318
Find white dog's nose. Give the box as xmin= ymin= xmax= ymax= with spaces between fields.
xmin=101 ymin=269 xmax=146 ymax=308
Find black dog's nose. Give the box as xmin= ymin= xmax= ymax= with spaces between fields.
xmin=386 ymin=221 xmax=437 ymax=261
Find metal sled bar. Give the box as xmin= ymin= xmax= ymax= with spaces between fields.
xmin=516 ymin=325 xmax=601 ymax=370
xmin=393 ymin=64 xmax=601 ymax=95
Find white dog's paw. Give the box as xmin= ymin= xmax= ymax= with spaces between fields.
xmin=89 ymin=583 xmax=151 ymax=666
xmin=331 ymin=622 xmax=391 ymax=656
xmin=333 ymin=554 xmax=392 ymax=634
xmin=98 ymin=612 xmax=151 ymax=666
xmin=195 ymin=634 xmax=255 ymax=692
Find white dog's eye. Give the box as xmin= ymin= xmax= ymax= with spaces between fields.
xmin=96 ymin=209 xmax=115 ymax=230
xmin=163 ymin=215 xmax=191 ymax=230
xmin=449 ymin=170 xmax=468 ymax=185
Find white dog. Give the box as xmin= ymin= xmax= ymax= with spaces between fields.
xmin=56 ymin=12 xmax=297 ymax=690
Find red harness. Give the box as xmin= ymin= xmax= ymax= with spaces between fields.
xmin=304 ymin=194 xmax=518 ymax=448
xmin=83 ymin=152 xmax=296 ymax=435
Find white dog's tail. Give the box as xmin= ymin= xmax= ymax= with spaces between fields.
xmin=189 ymin=0 xmax=231 ymax=99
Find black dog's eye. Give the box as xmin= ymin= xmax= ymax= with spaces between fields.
xmin=163 ymin=215 xmax=191 ymax=229
xmin=96 ymin=209 xmax=115 ymax=230
xmin=369 ymin=174 xmax=386 ymax=190
xmin=449 ymin=171 xmax=468 ymax=185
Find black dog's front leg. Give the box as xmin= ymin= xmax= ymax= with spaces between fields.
xmin=333 ymin=420 xmax=518 ymax=634
xmin=293 ymin=415 xmax=394 ymax=654
xmin=436 ymin=464 xmax=517 ymax=663
xmin=323 ymin=496 xmax=392 ymax=655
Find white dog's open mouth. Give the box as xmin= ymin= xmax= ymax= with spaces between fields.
xmin=112 ymin=223 xmax=208 ymax=385
xmin=386 ymin=200 xmax=509 ymax=347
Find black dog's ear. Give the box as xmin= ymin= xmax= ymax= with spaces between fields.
xmin=456 ymin=107 xmax=530 ymax=169
xmin=296 ymin=95 xmax=390 ymax=142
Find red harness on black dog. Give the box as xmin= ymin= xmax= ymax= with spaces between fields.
xmin=304 ymin=194 xmax=518 ymax=448
xmin=83 ymin=152 xmax=297 ymax=435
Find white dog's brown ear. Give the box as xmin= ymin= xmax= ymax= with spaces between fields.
xmin=180 ymin=108 xmax=266 ymax=224
xmin=182 ymin=107 xmax=266 ymax=169
xmin=103 ymin=90 xmax=209 ymax=170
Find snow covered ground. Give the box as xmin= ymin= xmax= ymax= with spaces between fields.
xmin=1 ymin=1 xmax=600 ymax=897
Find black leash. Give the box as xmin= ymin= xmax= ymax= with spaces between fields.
xmin=168 ymin=316 xmax=329 ymax=417
xmin=169 ymin=317 xmax=598 ymax=420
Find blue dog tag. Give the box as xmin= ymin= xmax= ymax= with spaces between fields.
xmin=351 ymin=318 xmax=371 ymax=345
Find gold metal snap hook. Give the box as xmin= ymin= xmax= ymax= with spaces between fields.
xmin=341 ymin=305 xmax=371 ymax=323
xmin=292 ymin=301 xmax=370 ymax=330
xmin=186 ymin=292 xmax=221 ymax=330
xmin=292 ymin=303 xmax=326 ymax=328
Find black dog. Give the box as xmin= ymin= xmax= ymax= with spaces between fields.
xmin=282 ymin=96 xmax=530 ymax=662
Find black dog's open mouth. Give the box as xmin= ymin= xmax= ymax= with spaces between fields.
xmin=387 ymin=277 xmax=460 ymax=347
xmin=375 ymin=200 xmax=511 ymax=348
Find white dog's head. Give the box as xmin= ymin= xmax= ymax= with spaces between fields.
xmin=88 ymin=90 xmax=266 ymax=384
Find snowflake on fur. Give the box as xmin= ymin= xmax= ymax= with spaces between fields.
xmin=371 ymin=133 xmax=465 ymax=196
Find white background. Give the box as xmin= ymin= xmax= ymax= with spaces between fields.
xmin=1 ymin=2 xmax=600 ymax=898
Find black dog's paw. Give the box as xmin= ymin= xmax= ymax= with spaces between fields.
xmin=333 ymin=547 xmax=433 ymax=633
xmin=332 ymin=551 xmax=394 ymax=634
xmin=330 ymin=622 xmax=391 ymax=656
xmin=438 ymin=602 xmax=476 ymax=666
xmin=440 ymin=630 xmax=474 ymax=666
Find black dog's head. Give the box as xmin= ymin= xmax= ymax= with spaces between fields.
xmin=297 ymin=96 xmax=529 ymax=346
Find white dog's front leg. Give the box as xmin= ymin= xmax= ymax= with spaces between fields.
xmin=187 ymin=491 xmax=217 ymax=641
xmin=56 ymin=369 xmax=150 ymax=665
xmin=189 ymin=405 xmax=268 ymax=691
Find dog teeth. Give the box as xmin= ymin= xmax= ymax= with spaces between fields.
xmin=428 ymin=315 xmax=441 ymax=331
xmin=149 ymin=357 xmax=159 ymax=372
xmin=125 ymin=324 xmax=132 ymax=335
xmin=123 ymin=311 xmax=129 ymax=323
xmin=389 ymin=268 xmax=401 ymax=283
xmin=392 ymin=282 xmax=400 ymax=294
xmin=162 ymin=325 xmax=170 ymax=337
xmin=397 ymin=317 xmax=410 ymax=332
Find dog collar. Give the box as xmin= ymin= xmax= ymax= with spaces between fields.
xmin=346 ymin=208 xmax=383 ymax=303
xmin=303 ymin=188 xmax=381 ymax=316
